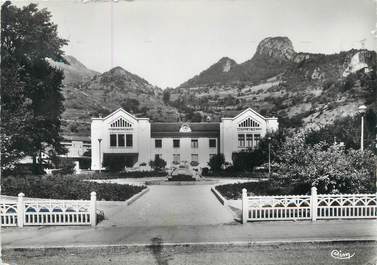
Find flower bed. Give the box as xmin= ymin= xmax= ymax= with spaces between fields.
xmin=215 ymin=181 xmax=286 ymax=200
xmin=80 ymin=170 xmax=167 ymax=180
xmin=1 ymin=175 xmax=146 ymax=201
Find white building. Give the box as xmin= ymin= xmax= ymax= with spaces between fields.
xmin=91 ymin=108 xmax=278 ymax=170
xmin=61 ymin=135 xmax=91 ymax=158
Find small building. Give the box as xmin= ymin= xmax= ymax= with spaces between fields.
xmin=90 ymin=108 xmax=278 ymax=170
xmin=61 ymin=135 xmax=91 ymax=158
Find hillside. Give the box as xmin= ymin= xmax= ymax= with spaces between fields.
xmin=47 ymin=55 xmax=99 ymax=85
xmin=170 ymin=36 xmax=377 ymax=129
xmin=52 ymin=57 xmax=179 ymax=135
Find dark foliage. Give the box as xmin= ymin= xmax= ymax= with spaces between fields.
xmin=1 ymin=2 xmax=68 ymax=172
xmin=208 ymin=154 xmax=225 ymax=172
xmin=1 ymin=175 xmax=146 ymax=201
xmin=215 ymin=181 xmax=285 ymax=200
xmin=149 ymin=156 xmax=167 ymax=171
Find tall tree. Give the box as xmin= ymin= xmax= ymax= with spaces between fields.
xmin=1 ymin=1 xmax=68 ymax=173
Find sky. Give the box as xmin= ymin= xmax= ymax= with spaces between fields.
xmin=13 ymin=0 xmax=377 ymax=88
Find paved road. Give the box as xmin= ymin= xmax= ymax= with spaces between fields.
xmin=2 ymin=220 xmax=376 ymax=248
xmin=3 ymin=241 xmax=377 ymax=265
xmin=97 ymin=184 xmax=235 ymax=227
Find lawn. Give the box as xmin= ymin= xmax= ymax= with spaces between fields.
xmin=1 ymin=175 xmax=146 ymax=201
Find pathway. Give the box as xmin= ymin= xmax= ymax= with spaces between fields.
xmin=97 ymin=184 xmax=235 ymax=227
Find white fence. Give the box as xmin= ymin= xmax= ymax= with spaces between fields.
xmin=1 ymin=192 xmax=97 ymax=227
xmin=242 ymin=187 xmax=377 ymax=223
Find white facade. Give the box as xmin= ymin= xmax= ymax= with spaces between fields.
xmin=91 ymin=108 xmax=278 ymax=170
xmin=61 ymin=135 xmax=91 ymax=158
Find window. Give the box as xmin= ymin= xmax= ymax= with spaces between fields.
xmin=173 ymin=139 xmax=180 ymax=148
xmin=238 ymin=134 xmax=245 ymax=147
xmin=155 ymin=139 xmax=162 ymax=148
xmin=173 ymin=154 xmax=180 ymax=164
xmin=191 ymin=154 xmax=199 ymax=163
xmin=110 ymin=134 xmax=117 ymax=147
xmin=209 ymin=139 xmax=216 ymax=148
xmin=254 ymin=134 xmax=261 ymax=147
xmin=246 ymin=134 xmax=253 ymax=148
xmin=118 ymin=134 xmax=125 ymax=147
xmin=126 ymin=134 xmax=133 ymax=147
xmin=191 ymin=139 xmax=198 ymax=148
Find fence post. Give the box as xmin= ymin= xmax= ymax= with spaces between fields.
xmin=311 ymin=187 xmax=318 ymax=222
xmin=90 ymin=191 xmax=97 ymax=227
xmin=17 ymin=193 xmax=25 ymax=228
xmin=242 ymin=188 xmax=248 ymax=224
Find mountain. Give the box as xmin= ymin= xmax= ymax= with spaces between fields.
xmin=56 ymin=58 xmax=179 ymax=135
xmin=171 ymin=36 xmax=377 ymax=129
xmin=47 ymin=55 xmax=99 ymax=85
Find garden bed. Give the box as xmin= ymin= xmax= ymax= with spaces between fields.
xmin=215 ymin=181 xmax=289 ymax=200
xmin=79 ymin=170 xmax=167 ymax=180
xmin=1 ymin=175 xmax=146 ymax=201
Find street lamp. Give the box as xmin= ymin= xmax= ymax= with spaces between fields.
xmin=358 ymin=105 xmax=367 ymax=151
xmin=98 ymin=138 xmax=102 ymax=172
xmin=268 ymin=136 xmax=272 ymax=176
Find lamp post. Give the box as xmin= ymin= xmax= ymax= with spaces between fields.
xmin=268 ymin=136 xmax=271 ymax=176
xmin=358 ymin=105 xmax=367 ymax=151
xmin=98 ymin=138 xmax=102 ymax=172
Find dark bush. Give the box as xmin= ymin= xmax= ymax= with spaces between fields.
xmin=208 ymin=154 xmax=225 ymax=172
xmin=215 ymin=181 xmax=285 ymax=200
xmin=149 ymin=157 xmax=167 ymax=171
xmin=1 ymin=175 xmax=146 ymax=201
xmin=78 ymin=170 xmax=167 ymax=180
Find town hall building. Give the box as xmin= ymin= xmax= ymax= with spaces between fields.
xmin=91 ymin=108 xmax=278 ymax=170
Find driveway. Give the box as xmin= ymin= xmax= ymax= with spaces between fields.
xmin=97 ymin=184 xmax=235 ymax=227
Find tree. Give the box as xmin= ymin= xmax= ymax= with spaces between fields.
xmin=121 ymin=98 xmax=140 ymax=113
xmin=305 ymin=111 xmax=377 ymax=152
xmin=1 ymin=2 xmax=68 ymax=173
xmin=208 ymin=154 xmax=225 ymax=172
xmin=273 ymin=133 xmax=376 ymax=194
xmin=162 ymin=90 xmax=170 ymax=104
xmin=149 ymin=156 xmax=167 ymax=171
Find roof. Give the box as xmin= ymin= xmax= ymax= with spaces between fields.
xmin=151 ymin=122 xmax=220 ymax=138
xmin=62 ymin=135 xmax=91 ymax=142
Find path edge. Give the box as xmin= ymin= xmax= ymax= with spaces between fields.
xmin=126 ymin=187 xmax=150 ymax=205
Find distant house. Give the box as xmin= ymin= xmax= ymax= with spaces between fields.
xmin=91 ymin=108 xmax=278 ymax=170
xmin=61 ymin=135 xmax=91 ymax=158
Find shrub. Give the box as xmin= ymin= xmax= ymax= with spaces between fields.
xmin=208 ymin=154 xmax=225 ymax=172
xmin=216 ymin=181 xmax=284 ymax=200
xmin=79 ymin=170 xmax=167 ymax=180
xmin=274 ymin=133 xmax=376 ymax=194
xmin=1 ymin=175 xmax=146 ymax=201
xmin=149 ymin=156 xmax=167 ymax=171
xmin=190 ymin=161 xmax=199 ymax=167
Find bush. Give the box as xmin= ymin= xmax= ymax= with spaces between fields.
xmin=79 ymin=170 xmax=167 ymax=180
xmin=52 ymin=157 xmax=75 ymax=175
xmin=149 ymin=157 xmax=167 ymax=171
xmin=1 ymin=175 xmax=146 ymax=201
xmin=216 ymin=181 xmax=284 ymax=200
xmin=274 ymin=133 xmax=377 ymax=194
xmin=208 ymin=154 xmax=225 ymax=172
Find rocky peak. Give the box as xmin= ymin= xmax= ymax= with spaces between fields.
xmin=255 ymin=36 xmax=296 ymax=61
xmin=217 ymin=57 xmax=237 ymax=72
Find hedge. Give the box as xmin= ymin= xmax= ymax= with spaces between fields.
xmin=79 ymin=170 xmax=167 ymax=180
xmin=1 ymin=175 xmax=146 ymax=201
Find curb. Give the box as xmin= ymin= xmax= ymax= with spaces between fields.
xmin=125 ymin=187 xmax=150 ymax=205
xmin=211 ymin=186 xmax=241 ymax=222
